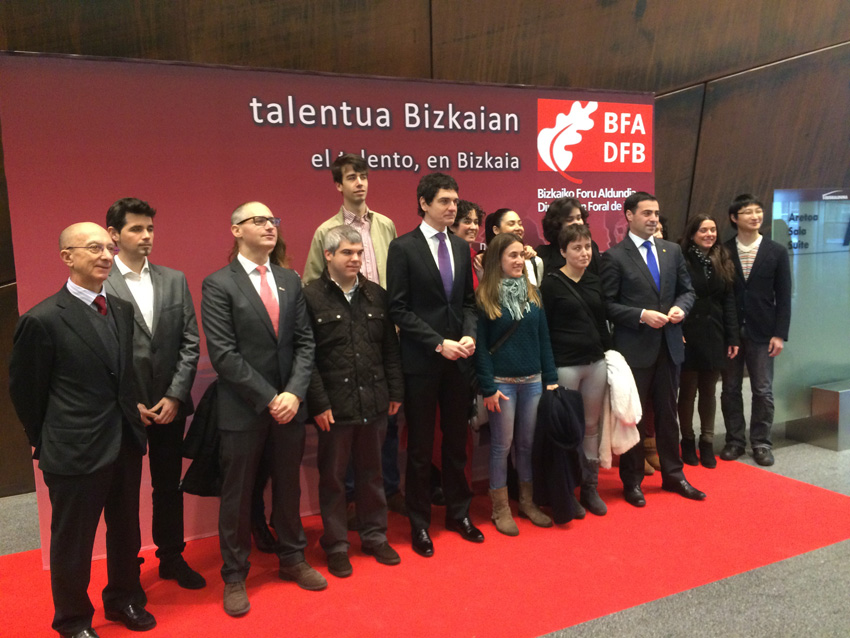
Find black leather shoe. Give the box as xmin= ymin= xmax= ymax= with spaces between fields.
xmin=623 ymin=485 xmax=646 ymax=507
xmin=661 ymin=479 xmax=706 ymax=501
xmin=719 ymin=444 xmax=745 ymax=461
xmin=411 ymin=528 xmax=434 ymax=557
xmin=445 ymin=517 xmax=485 ymax=543
xmin=252 ymin=519 xmax=277 ymax=553
xmin=159 ymin=557 xmax=206 ymax=589
xmin=753 ymin=447 xmax=775 ymax=466
xmin=104 ymin=603 xmax=156 ymax=631
xmin=62 ymin=630 xmax=100 ymax=638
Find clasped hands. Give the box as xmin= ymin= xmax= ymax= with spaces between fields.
xmin=439 ymin=336 xmax=476 ymax=360
xmin=138 ymin=396 xmax=180 ymax=426
xmin=268 ymin=391 xmax=301 ymax=424
xmin=642 ymin=306 xmax=685 ymax=328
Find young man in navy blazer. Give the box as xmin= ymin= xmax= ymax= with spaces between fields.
xmin=720 ymin=194 xmax=791 ymax=467
xmin=601 ymin=192 xmax=705 ymax=507
xmin=387 ymin=173 xmax=483 ymax=557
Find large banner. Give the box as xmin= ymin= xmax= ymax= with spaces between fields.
xmin=0 ymin=53 xmax=654 ymax=566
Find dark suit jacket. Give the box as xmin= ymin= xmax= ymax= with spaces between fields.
xmin=9 ymin=286 xmax=146 ymax=475
xmin=104 ymin=262 xmax=200 ymax=416
xmin=386 ymin=226 xmax=477 ymax=375
xmin=201 ymin=260 xmax=314 ymax=431
xmin=601 ymin=236 xmax=695 ymax=368
xmin=724 ymin=236 xmax=791 ymax=343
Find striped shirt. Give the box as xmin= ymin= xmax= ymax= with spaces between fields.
xmin=736 ymin=234 xmax=762 ymax=280
xmin=342 ymin=207 xmax=379 ymax=285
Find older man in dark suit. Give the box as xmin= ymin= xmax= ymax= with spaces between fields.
xmin=387 ymin=172 xmax=482 ymax=558
xmin=104 ymin=197 xmax=203 ymax=589
xmin=201 ymin=201 xmax=317 ymax=617
xmin=10 ymin=222 xmax=155 ymax=638
xmin=601 ymin=192 xmax=704 ymax=507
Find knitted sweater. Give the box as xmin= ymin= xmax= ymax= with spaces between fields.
xmin=474 ymin=301 xmax=558 ymax=398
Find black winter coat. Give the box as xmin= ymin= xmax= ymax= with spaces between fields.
xmin=303 ymin=270 xmax=403 ymax=425
xmin=681 ymin=253 xmax=740 ymax=371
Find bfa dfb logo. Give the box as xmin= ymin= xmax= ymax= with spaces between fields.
xmin=537 ymin=99 xmax=653 ymax=184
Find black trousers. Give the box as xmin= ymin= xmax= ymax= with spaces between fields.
xmin=218 ymin=417 xmax=306 ymax=583
xmin=404 ymin=360 xmax=473 ymax=531
xmin=42 ymin=441 xmax=146 ymax=636
xmin=619 ymin=341 xmax=686 ymax=488
xmin=146 ymin=417 xmax=186 ymax=563
xmin=317 ymin=415 xmax=388 ymax=554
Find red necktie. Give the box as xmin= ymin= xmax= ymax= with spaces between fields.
xmin=256 ymin=265 xmax=279 ymax=337
xmin=93 ymin=295 xmax=107 ymax=316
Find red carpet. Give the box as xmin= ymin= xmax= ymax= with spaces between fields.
xmin=4 ymin=462 xmax=850 ymax=638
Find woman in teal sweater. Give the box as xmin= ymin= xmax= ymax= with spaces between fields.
xmin=475 ymin=233 xmax=559 ymax=536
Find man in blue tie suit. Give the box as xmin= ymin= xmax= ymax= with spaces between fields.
xmin=601 ymin=192 xmax=705 ymax=507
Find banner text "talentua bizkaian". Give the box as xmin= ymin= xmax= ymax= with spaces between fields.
xmin=249 ymin=97 xmax=520 ymax=133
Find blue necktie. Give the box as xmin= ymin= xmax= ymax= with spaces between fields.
xmin=436 ymin=232 xmax=454 ymax=298
xmin=642 ymin=240 xmax=660 ymax=290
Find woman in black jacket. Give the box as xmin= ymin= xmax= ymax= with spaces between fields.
xmin=677 ymin=215 xmax=740 ymax=468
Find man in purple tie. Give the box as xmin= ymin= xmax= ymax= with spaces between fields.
xmin=387 ymin=173 xmax=483 ymax=558
xmin=600 ymin=192 xmax=703 ymax=507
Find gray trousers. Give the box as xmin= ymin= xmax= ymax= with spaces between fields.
xmin=317 ymin=414 xmax=389 ymax=554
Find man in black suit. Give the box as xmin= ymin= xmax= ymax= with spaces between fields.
xmin=601 ymin=192 xmax=704 ymax=507
xmin=387 ymin=172 xmax=483 ymax=557
xmin=720 ymin=194 xmax=791 ymax=467
xmin=10 ymin=222 xmax=155 ymax=638
xmin=201 ymin=201 xmax=319 ymax=617
xmin=104 ymin=197 xmax=204 ymax=589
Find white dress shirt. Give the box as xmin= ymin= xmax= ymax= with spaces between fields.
xmin=237 ymin=252 xmax=279 ymax=303
xmin=419 ymin=220 xmax=456 ymax=275
xmin=629 ymin=231 xmax=661 ymax=276
xmin=114 ymin=255 xmax=154 ymax=331
xmin=66 ymin=278 xmax=106 ymax=312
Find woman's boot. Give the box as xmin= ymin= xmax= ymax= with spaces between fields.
xmin=644 ymin=437 xmax=661 ymax=471
xmin=681 ymin=437 xmax=699 ymax=466
xmin=699 ymin=440 xmax=717 ymax=469
xmin=489 ymin=487 xmax=519 ymax=536
xmin=580 ymin=459 xmax=608 ymax=516
xmin=518 ymin=481 xmax=553 ymax=527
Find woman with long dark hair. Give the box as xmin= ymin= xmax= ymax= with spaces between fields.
xmin=475 ymin=233 xmax=558 ymax=536
xmin=677 ymin=214 xmax=739 ymax=468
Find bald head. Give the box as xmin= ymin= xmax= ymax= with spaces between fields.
xmin=59 ymin=222 xmax=115 ymax=292
xmin=59 ymin=222 xmax=109 ymax=250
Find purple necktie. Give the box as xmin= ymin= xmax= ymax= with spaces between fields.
xmin=436 ymin=232 xmax=453 ymax=298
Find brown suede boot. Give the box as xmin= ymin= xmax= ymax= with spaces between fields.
xmin=644 ymin=437 xmax=661 ymax=471
xmin=489 ymin=487 xmax=519 ymax=536
xmin=518 ymin=481 xmax=553 ymax=527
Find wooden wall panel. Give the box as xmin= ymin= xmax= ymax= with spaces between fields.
xmin=690 ymin=43 xmax=850 ymax=234
xmin=0 ymin=0 xmax=431 ymax=78
xmin=0 ymin=284 xmax=35 ymax=498
xmin=654 ymin=84 xmax=705 ymax=242
xmin=431 ymin=0 xmax=850 ymax=93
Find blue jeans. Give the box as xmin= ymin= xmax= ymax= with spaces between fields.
xmin=488 ymin=379 xmax=542 ymax=490
xmin=721 ymin=337 xmax=775 ymax=449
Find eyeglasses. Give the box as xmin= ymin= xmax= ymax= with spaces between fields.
xmin=64 ymin=244 xmax=120 ymax=255
xmin=236 ymin=216 xmax=281 ymax=227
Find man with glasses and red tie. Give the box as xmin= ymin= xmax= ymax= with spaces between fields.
xmin=601 ymin=192 xmax=703 ymax=508
xmin=201 ymin=202 xmax=317 ymax=617
xmin=10 ymin=222 xmax=155 ymax=638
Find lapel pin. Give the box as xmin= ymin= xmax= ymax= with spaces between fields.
xmin=278 ymin=286 xmax=285 ymax=291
